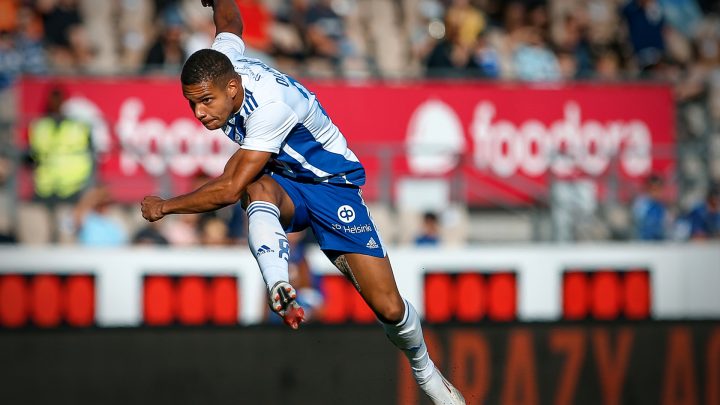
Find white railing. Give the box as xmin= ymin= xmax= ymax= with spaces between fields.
xmin=1 ymin=243 xmax=719 ymax=326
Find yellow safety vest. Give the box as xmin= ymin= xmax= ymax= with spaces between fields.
xmin=29 ymin=117 xmax=93 ymax=199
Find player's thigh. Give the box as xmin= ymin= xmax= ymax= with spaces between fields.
xmin=241 ymin=175 xmax=295 ymax=228
xmin=333 ymin=252 xmax=405 ymax=323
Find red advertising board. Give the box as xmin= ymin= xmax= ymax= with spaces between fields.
xmin=18 ymin=77 xmax=675 ymax=205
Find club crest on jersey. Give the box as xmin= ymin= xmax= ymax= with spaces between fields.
xmin=223 ymin=115 xmax=245 ymax=144
xmin=337 ymin=205 xmax=355 ymax=224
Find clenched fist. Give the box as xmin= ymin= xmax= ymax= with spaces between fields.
xmin=141 ymin=196 xmax=166 ymax=222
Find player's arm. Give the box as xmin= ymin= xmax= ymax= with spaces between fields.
xmin=201 ymin=0 xmax=243 ymax=38
xmin=141 ymin=148 xmax=269 ymax=222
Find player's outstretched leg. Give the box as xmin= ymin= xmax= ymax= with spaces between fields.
xmin=336 ymin=253 xmax=465 ymax=405
xmin=384 ymin=300 xmax=465 ymax=405
xmin=246 ymin=200 xmax=304 ymax=328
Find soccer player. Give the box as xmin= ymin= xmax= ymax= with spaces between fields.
xmin=140 ymin=1 xmax=465 ymax=403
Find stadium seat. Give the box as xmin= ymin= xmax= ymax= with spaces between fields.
xmin=367 ymin=0 xmax=407 ymax=77
xmin=440 ymin=204 xmax=469 ymax=246
xmin=466 ymin=211 xmax=533 ymax=243
xmin=78 ymin=0 xmax=117 ymax=73
xmin=365 ymin=203 xmax=395 ymax=244
xmin=117 ymin=0 xmax=154 ymax=71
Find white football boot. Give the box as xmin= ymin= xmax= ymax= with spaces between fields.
xmin=419 ymin=366 xmax=466 ymax=405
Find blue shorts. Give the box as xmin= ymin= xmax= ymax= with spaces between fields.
xmin=271 ymin=174 xmax=386 ymax=258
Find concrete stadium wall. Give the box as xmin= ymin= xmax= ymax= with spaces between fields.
xmin=2 ymin=322 xmax=719 ymax=405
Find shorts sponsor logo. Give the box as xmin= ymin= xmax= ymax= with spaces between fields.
xmin=366 ymin=237 xmax=379 ymax=249
xmin=332 ymin=223 xmax=373 ymax=234
xmin=256 ymin=245 xmax=274 ymax=256
xmin=337 ymin=205 xmax=356 ymax=224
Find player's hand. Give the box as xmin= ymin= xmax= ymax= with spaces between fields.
xmin=201 ymin=0 xmax=213 ymax=7
xmin=141 ymin=196 xmax=166 ymax=222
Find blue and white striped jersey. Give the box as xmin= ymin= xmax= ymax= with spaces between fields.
xmin=212 ymin=32 xmax=365 ymax=186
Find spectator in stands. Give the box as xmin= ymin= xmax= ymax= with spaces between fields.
xmin=682 ymin=185 xmax=720 ymax=239
xmin=269 ymin=0 xmax=311 ymax=70
xmin=161 ymin=173 xmax=208 ymax=245
xmin=226 ymin=202 xmax=247 ymax=245
xmin=445 ymin=0 xmax=486 ymax=51
xmin=0 ymin=5 xmax=46 ymax=88
xmin=154 ymin=0 xmax=181 ymax=19
xmin=527 ymin=2 xmax=550 ymax=38
xmin=554 ymin=13 xmax=594 ymax=79
xmin=132 ymin=222 xmax=169 ymax=246
xmin=502 ymin=0 xmax=526 ymax=37
xmin=73 ymin=184 xmax=128 ymax=246
xmin=236 ymin=0 xmax=272 ymax=53
xmin=0 ymin=0 xmax=19 ymax=33
xmin=407 ymin=0 xmax=443 ymax=71
xmin=144 ymin=19 xmax=187 ymax=73
xmin=557 ymin=50 xmax=579 ymax=80
xmin=513 ymin=26 xmax=561 ymax=81
xmin=675 ymin=18 xmax=720 ymax=103
xmin=161 ymin=214 xmax=201 ymax=245
xmin=37 ymin=0 xmax=92 ymax=72
xmin=28 ymin=86 xmax=93 ymax=203
xmin=115 ymin=0 xmax=155 ymax=72
xmin=184 ymin=12 xmax=215 ymax=56
xmin=658 ymin=0 xmax=703 ymax=39
xmin=621 ymin=0 xmax=668 ymax=74
xmin=305 ymin=0 xmax=349 ymax=70
xmin=0 ymin=31 xmax=21 ymax=89
xmin=38 ymin=0 xmax=81 ymax=51
xmin=469 ymin=30 xmax=501 ymax=78
xmin=632 ymin=174 xmax=669 ymax=240
xmin=199 ymin=215 xmax=231 ymax=245
xmin=414 ymin=212 xmax=441 ymax=246
xmin=425 ymin=6 xmax=477 ymax=77
xmin=594 ymin=46 xmax=624 ymax=81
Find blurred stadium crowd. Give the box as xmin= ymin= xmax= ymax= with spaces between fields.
xmin=0 ymin=0 xmax=719 ymax=247
xmin=0 ymin=0 xmax=718 ymax=80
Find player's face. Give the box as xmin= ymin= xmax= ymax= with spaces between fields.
xmin=182 ymin=79 xmax=239 ymax=130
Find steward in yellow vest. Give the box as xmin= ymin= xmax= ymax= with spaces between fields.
xmin=29 ymin=116 xmax=92 ymax=200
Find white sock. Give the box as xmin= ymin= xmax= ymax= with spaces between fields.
xmin=247 ymin=201 xmax=290 ymax=290
xmin=383 ymin=299 xmax=436 ymax=384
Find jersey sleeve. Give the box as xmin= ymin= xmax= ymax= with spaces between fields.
xmin=241 ymin=102 xmax=299 ymax=154
xmin=211 ymin=32 xmax=246 ymax=60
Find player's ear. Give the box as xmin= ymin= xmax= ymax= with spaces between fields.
xmin=227 ymin=77 xmax=240 ymax=99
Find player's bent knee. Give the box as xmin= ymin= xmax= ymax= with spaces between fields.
xmin=375 ymin=298 xmax=405 ymax=324
xmin=243 ymin=180 xmax=280 ymax=207
xmin=245 ymin=181 xmax=269 ymax=199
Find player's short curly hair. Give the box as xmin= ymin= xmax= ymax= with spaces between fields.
xmin=181 ymin=49 xmax=236 ymax=87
